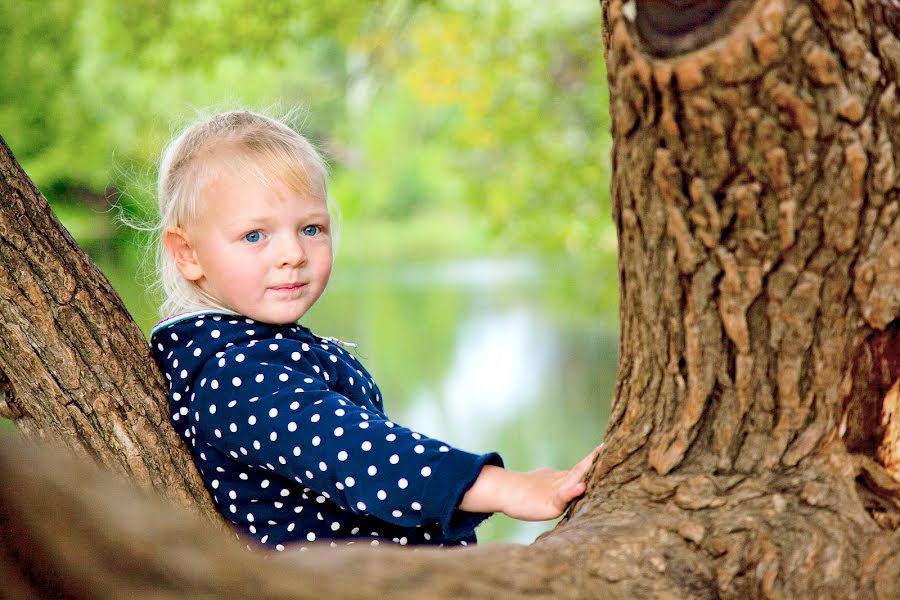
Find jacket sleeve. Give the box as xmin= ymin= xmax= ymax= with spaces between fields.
xmin=189 ymin=340 xmax=503 ymax=538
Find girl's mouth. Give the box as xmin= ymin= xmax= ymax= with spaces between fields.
xmin=270 ymin=283 xmax=306 ymax=292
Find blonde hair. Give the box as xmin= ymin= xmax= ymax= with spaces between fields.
xmin=153 ymin=110 xmax=329 ymax=318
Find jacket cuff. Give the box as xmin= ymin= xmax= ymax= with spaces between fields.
xmin=429 ymin=449 xmax=504 ymax=540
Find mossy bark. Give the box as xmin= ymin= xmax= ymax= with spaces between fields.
xmin=0 ymin=1 xmax=897 ymax=598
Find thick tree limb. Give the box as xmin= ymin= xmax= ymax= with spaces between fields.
xmin=1 ymin=433 xmax=696 ymax=599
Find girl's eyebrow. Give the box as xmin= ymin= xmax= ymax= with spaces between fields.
xmin=304 ymin=209 xmax=331 ymax=221
xmin=223 ymin=216 xmax=269 ymax=229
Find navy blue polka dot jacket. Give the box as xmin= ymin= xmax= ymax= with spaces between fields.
xmin=150 ymin=311 xmax=503 ymax=550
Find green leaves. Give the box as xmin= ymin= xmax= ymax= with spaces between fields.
xmin=2 ymin=0 xmax=614 ymax=315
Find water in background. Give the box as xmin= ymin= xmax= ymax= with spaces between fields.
xmin=302 ymin=256 xmax=617 ymax=542
xmin=15 ymin=250 xmax=617 ymax=544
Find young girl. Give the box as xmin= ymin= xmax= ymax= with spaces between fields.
xmin=149 ymin=110 xmax=598 ymax=551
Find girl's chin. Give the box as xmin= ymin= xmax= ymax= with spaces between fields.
xmin=248 ymin=305 xmax=309 ymax=325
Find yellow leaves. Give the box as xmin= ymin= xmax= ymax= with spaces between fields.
xmin=397 ymin=15 xmax=477 ymax=107
xmin=459 ymin=129 xmax=495 ymax=148
xmin=359 ymin=9 xmax=505 ymax=154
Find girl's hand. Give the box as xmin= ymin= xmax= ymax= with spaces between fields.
xmin=500 ymin=444 xmax=602 ymax=521
xmin=459 ymin=444 xmax=603 ymax=521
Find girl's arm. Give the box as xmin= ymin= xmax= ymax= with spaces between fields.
xmin=459 ymin=445 xmax=601 ymax=521
xmin=191 ymin=341 xmax=503 ymax=537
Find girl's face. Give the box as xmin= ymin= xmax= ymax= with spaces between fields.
xmin=175 ymin=167 xmax=333 ymax=325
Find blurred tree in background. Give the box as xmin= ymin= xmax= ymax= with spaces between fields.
xmin=1 ymin=0 xmax=616 ymax=544
xmin=0 ymin=0 xmax=612 ymax=317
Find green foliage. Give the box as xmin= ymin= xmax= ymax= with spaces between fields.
xmin=390 ymin=1 xmax=611 ymax=241
xmin=1 ymin=0 xmax=615 ymax=367
xmin=1 ymin=0 xmax=613 ymax=314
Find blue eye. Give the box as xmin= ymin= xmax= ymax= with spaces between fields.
xmin=302 ymin=225 xmax=320 ymax=237
xmin=244 ymin=231 xmax=262 ymax=243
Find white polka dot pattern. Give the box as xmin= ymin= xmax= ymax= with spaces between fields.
xmin=150 ymin=311 xmax=502 ymax=550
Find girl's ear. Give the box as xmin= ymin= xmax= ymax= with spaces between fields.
xmin=163 ymin=227 xmax=204 ymax=281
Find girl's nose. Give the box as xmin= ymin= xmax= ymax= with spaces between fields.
xmin=277 ymin=236 xmax=307 ymax=267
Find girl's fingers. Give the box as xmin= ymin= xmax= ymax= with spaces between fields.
xmin=567 ymin=481 xmax=587 ymax=502
xmin=555 ymin=443 xmax=606 ymax=509
xmin=559 ymin=442 xmax=604 ymax=492
xmin=571 ymin=443 xmax=603 ymax=478
xmin=556 ymin=480 xmax=586 ymax=508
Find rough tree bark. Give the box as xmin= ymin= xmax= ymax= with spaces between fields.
xmin=0 ymin=1 xmax=898 ymax=598
xmin=0 ymin=138 xmax=220 ymax=523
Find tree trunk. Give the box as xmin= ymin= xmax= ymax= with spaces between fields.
xmin=0 ymin=137 xmax=219 ymax=523
xmin=0 ymin=1 xmax=898 ymax=598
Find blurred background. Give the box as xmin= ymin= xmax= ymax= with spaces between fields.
xmin=0 ymin=0 xmax=616 ymax=544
